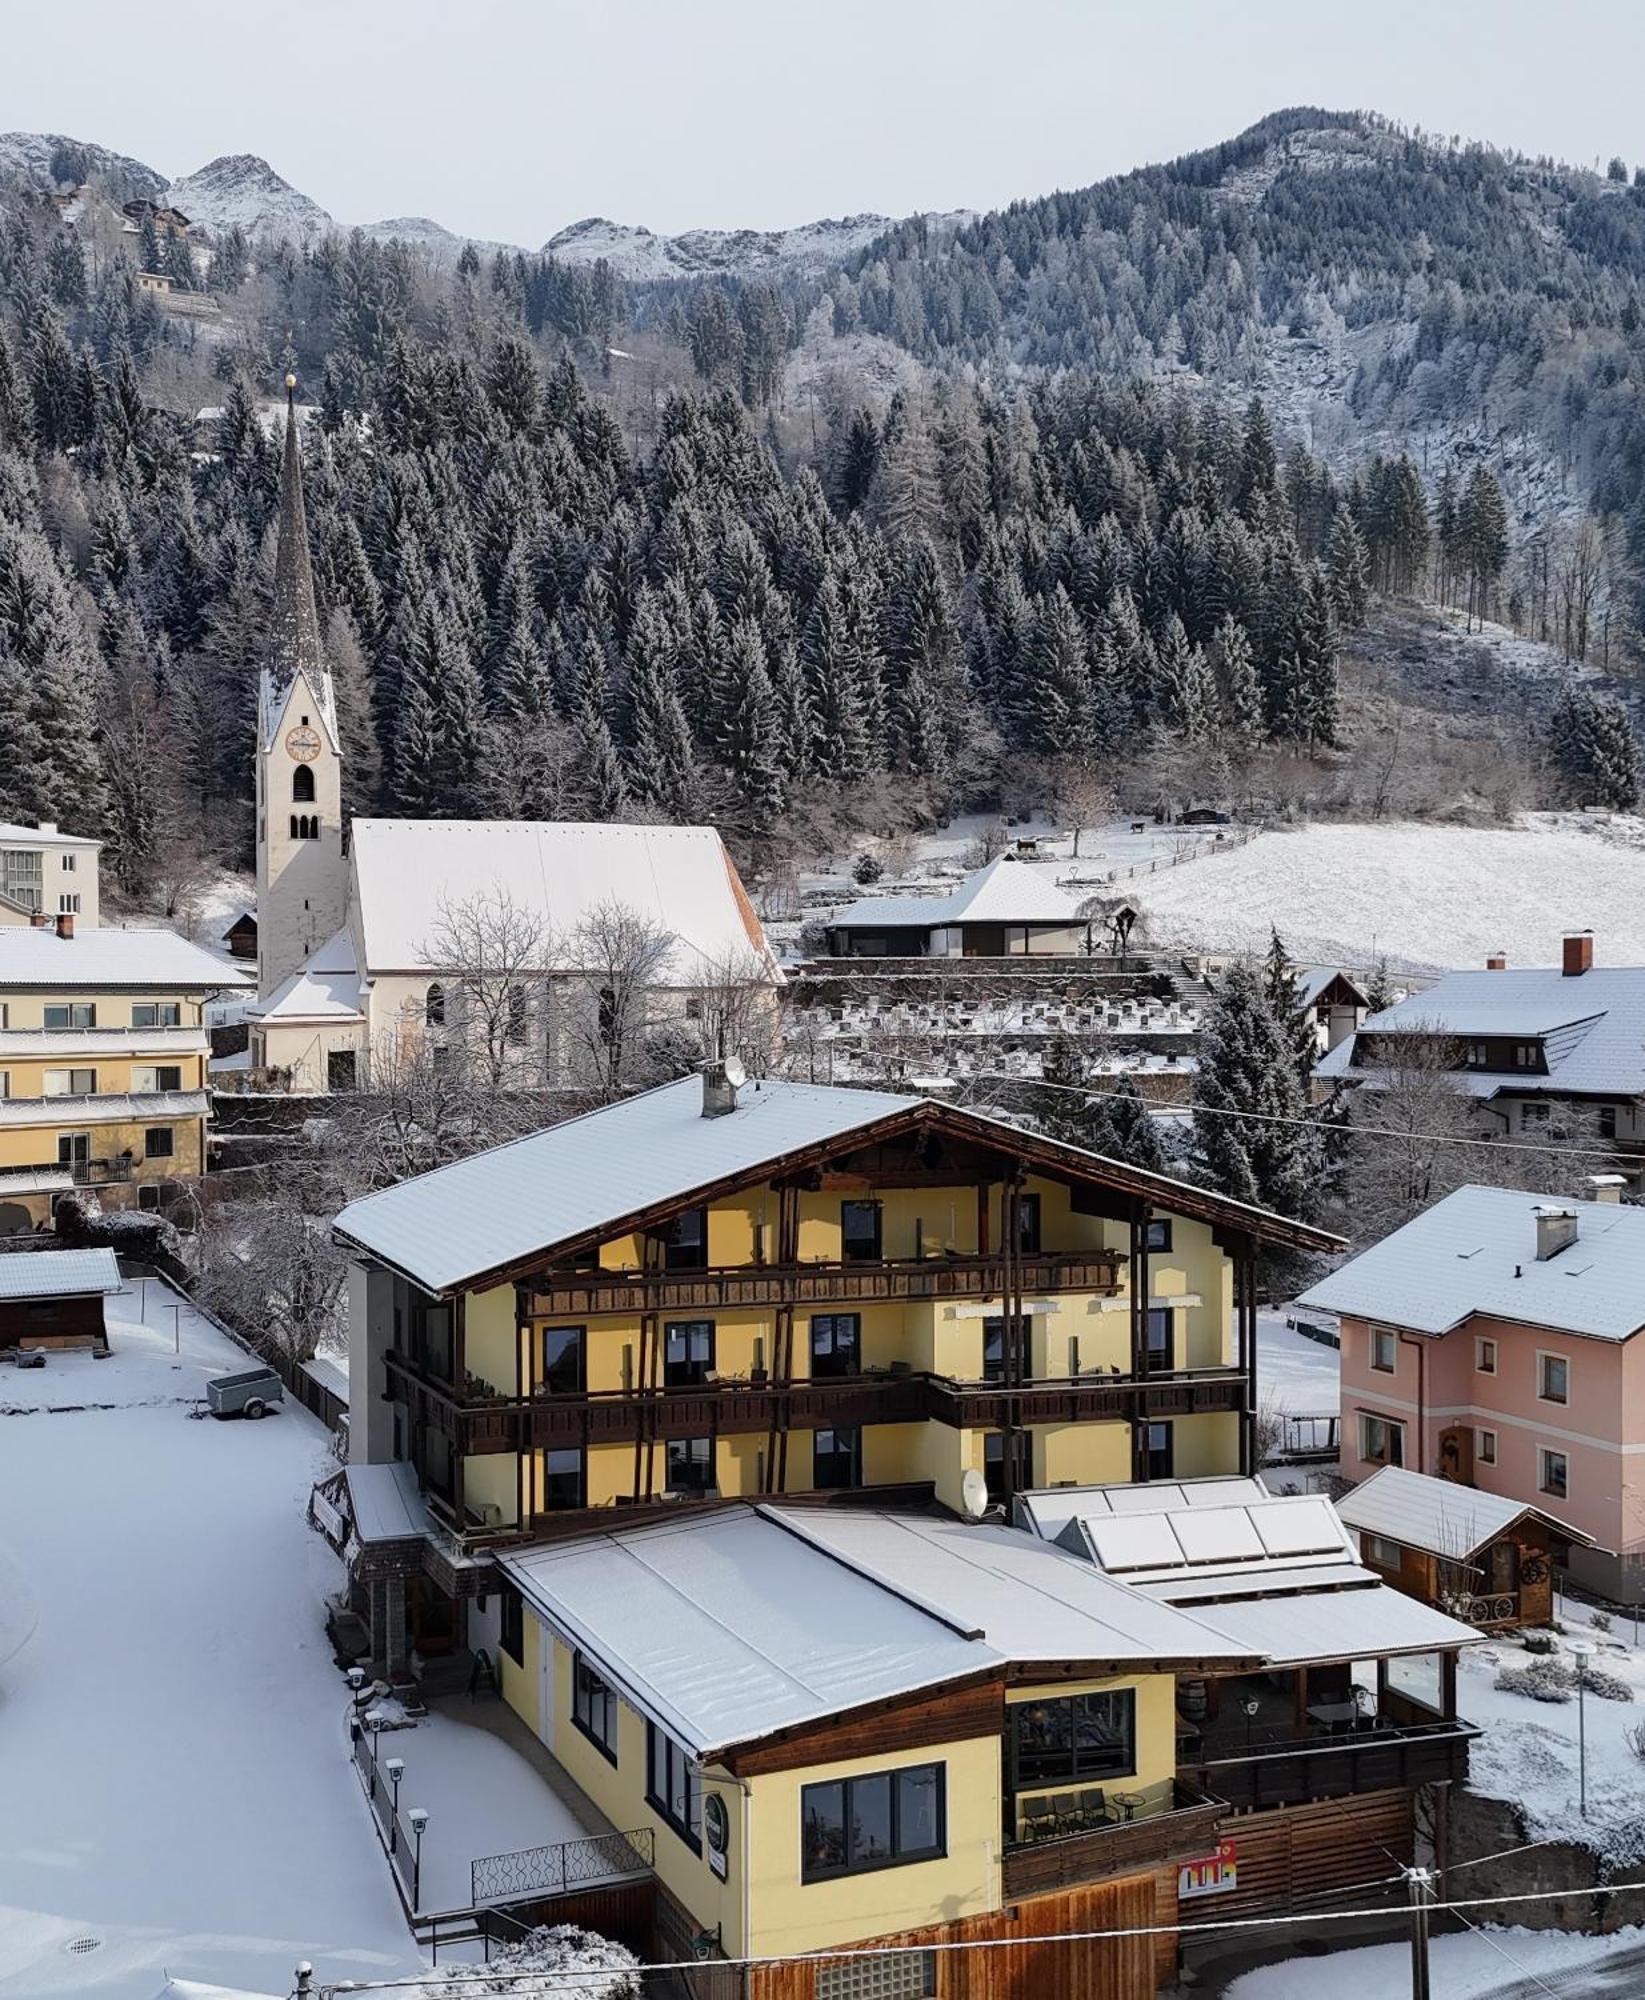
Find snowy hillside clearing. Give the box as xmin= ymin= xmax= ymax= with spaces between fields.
xmin=1134 ymin=814 xmax=1645 ymax=972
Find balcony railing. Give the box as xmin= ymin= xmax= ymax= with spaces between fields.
xmin=1179 ymin=1718 xmax=1478 ymax=1813
xmin=384 ymin=1353 xmax=1247 ymax=1455
xmin=0 ymin=1087 xmax=208 ymax=1127
xmin=523 ymin=1250 xmax=1123 ymax=1317
xmin=1002 ymin=1779 xmax=1225 ymax=1898
xmin=0 ymin=1027 xmax=205 ymax=1054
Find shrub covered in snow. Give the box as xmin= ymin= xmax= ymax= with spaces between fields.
xmin=53 ymin=1187 xmax=183 ymax=1264
xmin=1496 ymin=1656 xmax=1574 ymax=1703
xmin=409 ymin=1923 xmax=640 ymax=1999
xmin=1497 ymin=1653 xmax=1634 ymax=1704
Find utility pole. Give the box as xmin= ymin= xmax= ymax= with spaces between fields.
xmin=1405 ymin=1864 xmax=1433 ymax=2000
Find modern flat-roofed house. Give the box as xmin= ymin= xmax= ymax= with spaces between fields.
xmin=0 ymin=820 xmax=101 ymax=928
xmin=0 ymin=919 xmax=250 ymax=1225
xmin=827 ymin=857 xmax=1093 ymax=958
xmin=321 ymin=1064 xmax=1335 ymax=1666
xmin=1014 ymin=1477 xmax=1478 ymax=1918
xmin=1336 ymin=1464 xmax=1592 ymax=1631
xmin=487 ymin=1502 xmax=1252 ymax=2000
xmin=1316 ymin=934 xmax=1645 ymax=1156
xmin=1300 ymin=1183 xmax=1645 ymax=1602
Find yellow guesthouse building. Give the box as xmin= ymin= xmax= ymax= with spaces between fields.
xmin=0 ymin=913 xmax=250 ymax=1229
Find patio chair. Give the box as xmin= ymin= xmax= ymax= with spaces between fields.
xmin=1021 ymin=1796 xmax=1057 ymax=1842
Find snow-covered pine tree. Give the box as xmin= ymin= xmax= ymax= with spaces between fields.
xmin=1192 ymin=960 xmax=1319 ymax=1218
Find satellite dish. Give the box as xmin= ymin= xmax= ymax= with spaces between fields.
xmin=960 ymin=1468 xmax=989 ymax=1521
xmin=722 ymin=1056 xmax=747 ymax=1090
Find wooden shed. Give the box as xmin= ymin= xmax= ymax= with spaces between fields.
xmin=0 ymin=1247 xmax=122 ymax=1352
xmin=1337 ymin=1464 xmax=1591 ymax=1631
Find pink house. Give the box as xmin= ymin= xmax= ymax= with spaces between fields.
xmin=1299 ymin=1185 xmax=1645 ymax=1604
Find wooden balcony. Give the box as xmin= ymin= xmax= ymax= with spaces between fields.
xmin=1002 ymin=1780 xmax=1226 ymax=1898
xmin=1179 ymin=1718 xmax=1477 ymax=1814
xmin=384 ymin=1354 xmax=1246 ymax=1456
xmin=522 ymin=1251 xmax=1122 ymax=1318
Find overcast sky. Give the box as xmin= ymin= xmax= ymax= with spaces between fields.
xmin=8 ymin=0 xmax=1644 ymax=245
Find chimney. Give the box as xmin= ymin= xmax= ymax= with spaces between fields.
xmin=1485 ymin=952 xmax=1507 ymax=971
xmin=1586 ymin=1174 xmax=1627 ymax=1205
xmin=1533 ymin=1204 xmax=1579 ymax=1261
xmin=54 ymin=912 xmax=74 ymax=940
xmin=28 ymin=910 xmax=48 ymax=929
xmin=700 ymin=1057 xmax=745 ymax=1119
xmin=36 ymin=821 xmax=57 ymax=836
xmin=1563 ymin=932 xmax=1594 ymax=977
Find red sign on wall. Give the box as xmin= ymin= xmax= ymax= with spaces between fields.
xmin=1178 ymin=1838 xmax=1238 ymax=1899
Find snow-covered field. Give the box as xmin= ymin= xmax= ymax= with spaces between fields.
xmin=1256 ymin=1308 xmax=1340 ymax=1416
xmin=1135 ymin=813 xmax=1645 ymax=972
xmin=0 ymin=1286 xmax=415 ymax=1996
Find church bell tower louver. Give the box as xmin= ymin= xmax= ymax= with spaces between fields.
xmin=254 ymin=376 xmax=345 ymax=1001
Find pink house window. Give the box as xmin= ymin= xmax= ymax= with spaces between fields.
xmin=1370 ymin=1326 xmax=1397 ymax=1373
xmin=1538 ymin=1354 xmax=1569 ymax=1406
xmin=1476 ymin=1337 xmax=1497 ymax=1375
xmin=1359 ymin=1412 xmax=1404 ymax=1467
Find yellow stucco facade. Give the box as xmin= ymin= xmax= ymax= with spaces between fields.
xmin=498 ymin=1611 xmax=1185 ymax=1962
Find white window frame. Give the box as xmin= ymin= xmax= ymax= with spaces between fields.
xmin=0 ymin=1070 xmax=8 ymax=1099
xmin=57 ymin=892 xmax=79 ymax=914
xmin=1476 ymin=1427 xmax=1498 ymax=1465
xmin=1537 ymin=1351 xmax=1570 ymax=1407
xmin=1539 ymin=1447 xmax=1569 ymax=1500
xmin=43 ymin=1067 xmax=97 ymax=1097
xmin=1369 ymin=1323 xmax=1397 ymax=1374
xmin=1358 ymin=1411 xmax=1405 ymax=1467
xmin=61 ymin=853 xmax=76 ymax=873
xmin=1475 ymin=1336 xmax=1497 ymax=1375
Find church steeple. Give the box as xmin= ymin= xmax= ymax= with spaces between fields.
xmin=254 ymin=374 xmax=346 ymax=1004
xmin=268 ymin=372 xmax=326 ymax=692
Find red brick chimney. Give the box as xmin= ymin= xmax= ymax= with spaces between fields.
xmin=1562 ymin=932 xmax=1593 ymax=977
xmin=28 ymin=910 xmax=49 ymax=929
xmin=1486 ymin=952 xmax=1507 ymax=971
xmin=54 ymin=912 xmax=74 ymax=940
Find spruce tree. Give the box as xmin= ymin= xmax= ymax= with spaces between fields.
xmin=1105 ymin=1076 xmax=1168 ymax=1174
xmin=1192 ymin=961 xmax=1318 ymax=1217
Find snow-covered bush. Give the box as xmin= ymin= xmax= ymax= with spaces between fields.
xmin=1495 ymin=1657 xmax=1574 ymax=1702
xmin=1583 ymin=1663 xmax=1633 ymax=1703
xmin=410 ymin=1923 xmax=639 ymax=1999
xmin=1589 ymin=1610 xmax=1613 ymax=1634
xmin=851 ymin=850 xmax=883 ymax=885
xmin=54 ymin=1188 xmax=182 ymax=1263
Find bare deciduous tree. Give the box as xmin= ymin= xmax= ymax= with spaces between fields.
xmin=562 ymin=899 xmax=677 ymax=1102
xmin=195 ymin=1190 xmax=349 ymax=1366
xmin=422 ymin=888 xmax=555 ymax=1091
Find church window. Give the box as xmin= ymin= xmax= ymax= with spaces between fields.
xmin=425 ymin=983 xmax=446 ymax=1027
xmin=292 ymin=765 xmax=315 ymax=803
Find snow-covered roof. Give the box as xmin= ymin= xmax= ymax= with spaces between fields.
xmin=0 ymin=1247 xmax=122 ymax=1300
xmin=1015 ymin=1477 xmax=1272 ymax=1541
xmin=1179 ymin=1579 xmax=1479 ymax=1667
xmin=0 ymin=821 xmax=100 ymax=847
xmin=1297 ymin=1184 xmax=1645 ymax=1341
xmin=249 ymin=926 xmax=364 ymax=1023
xmin=830 ymin=855 xmax=1089 ymax=931
xmin=0 ymin=927 xmax=251 ymax=990
xmin=1337 ymin=1465 xmax=1593 ymax=1558
xmin=301 ymin=1354 xmax=350 ymax=1405
xmin=0 ymin=1166 xmax=74 ymax=1198
xmin=1295 ymin=964 xmax=1368 ymax=1008
xmin=333 ymin=1073 xmax=1339 ymax=1295
xmin=343 ymin=1461 xmax=427 ymax=1543
xmin=498 ymin=1504 xmax=1253 ymax=1760
xmin=334 ymin=1075 xmax=917 ymax=1291
xmin=349 ymin=818 xmax=779 ymax=984
xmin=1317 ymin=966 xmax=1645 ymax=1097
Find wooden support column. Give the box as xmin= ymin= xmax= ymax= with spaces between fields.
xmin=1129 ymin=1202 xmax=1149 ymax=1480
xmin=1237 ymin=1242 xmax=1257 ymax=1478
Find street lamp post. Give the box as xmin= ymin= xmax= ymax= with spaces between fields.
xmin=385 ymin=1757 xmax=405 ymax=1852
xmin=408 ymin=1807 xmax=429 ymax=1913
xmin=1569 ymin=1638 xmax=1596 ymax=1818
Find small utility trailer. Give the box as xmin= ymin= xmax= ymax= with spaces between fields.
xmin=204 ymin=1366 xmax=284 ymax=1419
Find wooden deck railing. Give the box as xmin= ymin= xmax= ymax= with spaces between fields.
xmin=1001 ymin=1779 xmax=1226 ymax=1897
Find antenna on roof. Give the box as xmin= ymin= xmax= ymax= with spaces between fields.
xmin=960 ymin=1468 xmax=989 ymax=1522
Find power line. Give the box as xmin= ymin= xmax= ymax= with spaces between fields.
xmin=315 ymin=1876 xmax=1645 ymax=1995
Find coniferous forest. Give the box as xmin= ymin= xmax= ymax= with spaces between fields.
xmin=2 ymin=106 xmax=1644 ymax=904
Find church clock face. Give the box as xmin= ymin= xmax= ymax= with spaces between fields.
xmin=285 ymin=724 xmax=322 ymax=763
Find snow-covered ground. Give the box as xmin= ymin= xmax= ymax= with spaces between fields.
xmin=1459 ymin=1600 xmax=1645 ymax=1867
xmin=1223 ymin=1924 xmax=1643 ymax=2000
xmin=1255 ymin=1308 xmax=1340 ymax=1417
xmin=0 ymin=1283 xmax=416 ymax=1996
xmin=1135 ymin=813 xmax=1645 ymax=972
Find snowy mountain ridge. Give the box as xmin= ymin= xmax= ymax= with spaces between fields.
xmin=542 ymin=210 xmax=973 ymax=281
xmin=0 ymin=130 xmax=166 ymax=201
xmin=164 ymin=153 xmax=335 ymax=243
